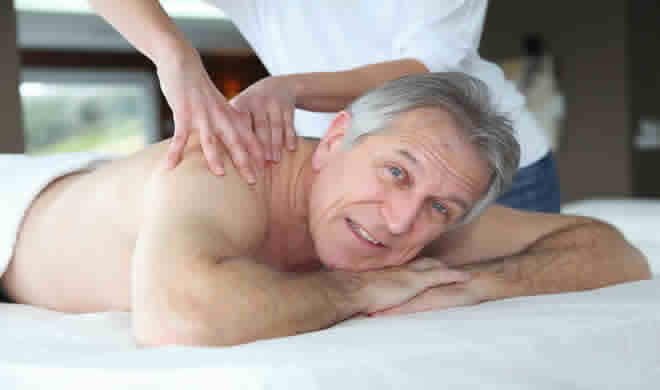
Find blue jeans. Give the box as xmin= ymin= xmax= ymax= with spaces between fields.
xmin=496 ymin=152 xmax=560 ymax=213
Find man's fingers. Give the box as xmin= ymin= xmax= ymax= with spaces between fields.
xmin=423 ymin=268 xmax=471 ymax=287
xmin=409 ymin=258 xmax=471 ymax=286
xmin=407 ymin=257 xmax=448 ymax=272
xmin=370 ymin=283 xmax=476 ymax=317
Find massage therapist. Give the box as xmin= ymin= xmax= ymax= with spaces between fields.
xmin=88 ymin=0 xmax=559 ymax=212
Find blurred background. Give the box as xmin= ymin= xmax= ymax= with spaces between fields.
xmin=1 ymin=0 xmax=659 ymax=204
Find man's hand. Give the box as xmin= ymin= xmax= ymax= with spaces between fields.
xmin=369 ymin=256 xmax=525 ymax=317
xmin=333 ymin=257 xmax=472 ymax=315
xmin=159 ymin=44 xmax=264 ymax=183
xmin=369 ymin=280 xmax=482 ymax=316
xmin=230 ymin=76 xmax=298 ymax=162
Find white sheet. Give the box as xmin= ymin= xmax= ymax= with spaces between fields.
xmin=562 ymin=198 xmax=660 ymax=273
xmin=2 ymin=279 xmax=659 ymax=389
xmin=1 ymin=198 xmax=659 ymax=389
xmin=0 ymin=153 xmax=108 ymax=277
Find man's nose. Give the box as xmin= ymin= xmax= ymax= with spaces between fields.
xmin=382 ymin=192 xmax=423 ymax=235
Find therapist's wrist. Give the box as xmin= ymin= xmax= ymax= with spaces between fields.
xmin=275 ymin=74 xmax=305 ymax=108
xmin=150 ymin=35 xmax=198 ymax=70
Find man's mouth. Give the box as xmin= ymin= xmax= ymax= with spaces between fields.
xmin=346 ymin=218 xmax=385 ymax=247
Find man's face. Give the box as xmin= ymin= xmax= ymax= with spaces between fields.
xmin=308 ymin=107 xmax=491 ymax=271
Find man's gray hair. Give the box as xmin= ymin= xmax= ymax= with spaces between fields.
xmin=343 ymin=72 xmax=520 ymax=223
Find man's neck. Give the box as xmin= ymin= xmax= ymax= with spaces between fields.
xmin=261 ymin=138 xmax=320 ymax=271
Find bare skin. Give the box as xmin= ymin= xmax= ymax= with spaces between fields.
xmin=2 ymin=106 xmax=480 ymax=313
xmin=4 ymin=141 xmax=169 ymax=313
xmin=0 ymin=108 xmax=650 ymax=347
xmin=2 ymin=135 xmax=312 ymax=313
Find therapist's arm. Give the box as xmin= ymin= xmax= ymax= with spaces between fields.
xmin=376 ymin=206 xmax=652 ymax=315
xmin=232 ymin=59 xmax=428 ymax=114
xmin=88 ymin=0 xmax=264 ymax=182
xmin=285 ymin=59 xmax=430 ymax=113
xmin=87 ymin=0 xmax=188 ymax=64
xmin=229 ymin=59 xmax=428 ymax=159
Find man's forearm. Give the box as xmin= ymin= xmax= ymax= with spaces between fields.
xmin=285 ymin=59 xmax=429 ymax=113
xmin=458 ymin=220 xmax=652 ymax=302
xmin=134 ymin=257 xmax=362 ymax=347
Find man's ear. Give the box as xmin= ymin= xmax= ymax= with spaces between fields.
xmin=312 ymin=111 xmax=351 ymax=171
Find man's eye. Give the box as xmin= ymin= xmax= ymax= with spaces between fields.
xmin=389 ymin=166 xmax=405 ymax=179
xmin=431 ymin=201 xmax=448 ymax=215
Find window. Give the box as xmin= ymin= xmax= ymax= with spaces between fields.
xmin=20 ymin=69 xmax=159 ymax=155
xmin=15 ymin=0 xmax=249 ymax=52
xmin=15 ymin=0 xmax=253 ymax=154
xmin=14 ymin=0 xmax=228 ymax=18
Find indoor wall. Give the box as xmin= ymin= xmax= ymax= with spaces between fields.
xmin=0 ymin=0 xmax=24 ymax=153
xmin=481 ymin=1 xmax=631 ymax=203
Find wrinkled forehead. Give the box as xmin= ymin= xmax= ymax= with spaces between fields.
xmin=368 ymin=108 xmax=472 ymax=158
xmin=376 ymin=107 xmax=491 ymax=195
xmin=388 ymin=107 xmax=467 ymax=140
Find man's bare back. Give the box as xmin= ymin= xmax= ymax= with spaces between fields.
xmin=1 ymin=137 xmax=318 ymax=313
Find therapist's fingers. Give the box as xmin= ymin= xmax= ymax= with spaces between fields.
xmin=267 ymin=102 xmax=284 ymax=162
xmin=284 ymin=107 xmax=297 ymax=152
xmin=198 ymin=116 xmax=225 ymax=176
xmin=167 ymin=110 xmax=192 ymax=169
xmin=167 ymin=129 xmax=189 ymax=169
xmin=227 ymin=98 xmax=266 ymax=170
xmin=252 ymin=109 xmax=272 ymax=161
xmin=237 ymin=110 xmax=266 ymax=172
xmin=212 ymin=107 xmax=256 ymax=183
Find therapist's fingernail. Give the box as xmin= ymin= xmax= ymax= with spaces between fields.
xmin=167 ymin=156 xmax=177 ymax=169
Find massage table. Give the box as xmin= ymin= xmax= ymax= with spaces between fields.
xmin=1 ymin=198 xmax=658 ymax=389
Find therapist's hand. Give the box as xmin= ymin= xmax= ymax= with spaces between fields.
xmin=158 ymin=45 xmax=264 ymax=184
xmin=230 ymin=76 xmax=298 ymax=162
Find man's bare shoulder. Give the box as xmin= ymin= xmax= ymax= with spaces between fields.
xmin=142 ymin=140 xmax=270 ymax=256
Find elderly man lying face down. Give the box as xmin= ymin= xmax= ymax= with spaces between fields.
xmin=0 ymin=73 xmax=650 ymax=347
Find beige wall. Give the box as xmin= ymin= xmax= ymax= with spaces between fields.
xmin=480 ymin=1 xmax=631 ymax=203
xmin=1 ymin=0 xmax=24 ymax=153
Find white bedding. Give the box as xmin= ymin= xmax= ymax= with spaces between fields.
xmin=1 ymin=198 xmax=659 ymax=389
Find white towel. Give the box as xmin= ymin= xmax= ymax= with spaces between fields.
xmin=0 ymin=153 xmax=108 ymax=277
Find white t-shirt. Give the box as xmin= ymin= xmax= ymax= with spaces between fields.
xmin=205 ymin=0 xmax=549 ymax=168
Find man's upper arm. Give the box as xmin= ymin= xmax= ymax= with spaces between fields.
xmin=424 ymin=205 xmax=590 ymax=266
xmin=130 ymin=149 xmax=269 ymax=345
